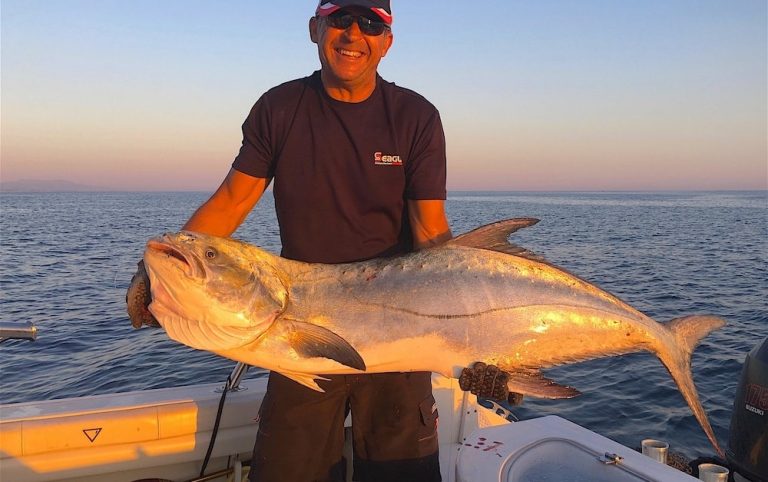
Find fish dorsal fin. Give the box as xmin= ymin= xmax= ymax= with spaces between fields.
xmin=449 ymin=218 xmax=545 ymax=261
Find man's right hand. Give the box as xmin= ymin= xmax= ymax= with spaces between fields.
xmin=126 ymin=260 xmax=160 ymax=328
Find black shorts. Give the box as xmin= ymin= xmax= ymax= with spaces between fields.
xmin=248 ymin=371 xmax=441 ymax=482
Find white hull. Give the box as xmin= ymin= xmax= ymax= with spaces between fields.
xmin=0 ymin=374 xmax=508 ymax=482
xmin=0 ymin=373 xmax=697 ymax=481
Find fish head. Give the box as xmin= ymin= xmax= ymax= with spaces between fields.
xmin=143 ymin=231 xmax=288 ymax=350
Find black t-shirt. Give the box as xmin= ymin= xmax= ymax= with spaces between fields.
xmin=232 ymin=71 xmax=447 ymax=264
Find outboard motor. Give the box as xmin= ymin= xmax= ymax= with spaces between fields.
xmin=727 ymin=336 xmax=768 ymax=482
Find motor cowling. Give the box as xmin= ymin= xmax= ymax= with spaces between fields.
xmin=727 ymin=336 xmax=768 ymax=482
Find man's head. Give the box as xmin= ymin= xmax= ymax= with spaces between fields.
xmin=310 ymin=0 xmax=394 ymax=101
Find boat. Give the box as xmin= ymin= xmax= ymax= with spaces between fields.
xmin=1 ymin=364 xmax=700 ymax=481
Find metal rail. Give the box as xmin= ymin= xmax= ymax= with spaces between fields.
xmin=216 ymin=362 xmax=250 ymax=393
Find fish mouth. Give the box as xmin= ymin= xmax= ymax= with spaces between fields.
xmin=146 ymin=237 xmax=203 ymax=278
xmin=148 ymin=240 xmax=189 ymax=266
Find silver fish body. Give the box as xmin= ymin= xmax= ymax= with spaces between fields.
xmin=142 ymin=218 xmax=726 ymax=455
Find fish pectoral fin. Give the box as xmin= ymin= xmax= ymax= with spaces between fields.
xmin=505 ymin=369 xmax=581 ymax=399
xmin=285 ymin=321 xmax=367 ymax=371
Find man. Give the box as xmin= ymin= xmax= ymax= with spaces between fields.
xmin=128 ymin=1 xmax=511 ymax=480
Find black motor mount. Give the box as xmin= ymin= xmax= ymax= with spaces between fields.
xmin=727 ymin=336 xmax=768 ymax=482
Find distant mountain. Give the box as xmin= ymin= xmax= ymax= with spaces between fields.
xmin=0 ymin=179 xmax=106 ymax=192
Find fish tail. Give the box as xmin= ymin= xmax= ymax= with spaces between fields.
xmin=658 ymin=315 xmax=726 ymax=457
xmin=667 ymin=315 xmax=726 ymax=355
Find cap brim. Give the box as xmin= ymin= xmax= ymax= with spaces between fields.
xmin=316 ymin=3 xmax=392 ymax=25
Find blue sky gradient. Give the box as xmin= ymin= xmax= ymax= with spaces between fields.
xmin=2 ymin=1 xmax=766 ymax=190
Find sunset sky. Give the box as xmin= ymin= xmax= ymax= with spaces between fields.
xmin=2 ymin=1 xmax=766 ymax=191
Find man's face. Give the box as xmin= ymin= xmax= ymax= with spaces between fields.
xmin=310 ymin=8 xmax=393 ymax=92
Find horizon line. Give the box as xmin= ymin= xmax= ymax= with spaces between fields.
xmin=2 ymin=188 xmax=766 ymax=194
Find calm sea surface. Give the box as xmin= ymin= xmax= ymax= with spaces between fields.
xmin=0 ymin=191 xmax=766 ymax=458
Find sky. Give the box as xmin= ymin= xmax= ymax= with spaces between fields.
xmin=1 ymin=0 xmax=766 ymax=191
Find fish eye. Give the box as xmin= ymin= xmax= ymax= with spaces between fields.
xmin=205 ymin=248 xmax=217 ymax=259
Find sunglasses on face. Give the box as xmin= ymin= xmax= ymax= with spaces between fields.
xmin=323 ymin=14 xmax=390 ymax=36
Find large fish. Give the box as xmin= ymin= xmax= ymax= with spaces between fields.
xmin=141 ymin=218 xmax=725 ymax=455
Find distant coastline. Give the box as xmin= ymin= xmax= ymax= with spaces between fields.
xmin=0 ymin=179 xmax=211 ymax=193
xmin=0 ymin=179 xmax=765 ymax=194
xmin=0 ymin=179 xmax=106 ymax=192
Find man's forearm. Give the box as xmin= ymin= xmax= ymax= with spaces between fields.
xmin=181 ymin=169 xmax=268 ymax=237
xmin=408 ymin=199 xmax=452 ymax=249
xmin=182 ymin=200 xmax=246 ymax=237
xmin=413 ymin=228 xmax=452 ymax=249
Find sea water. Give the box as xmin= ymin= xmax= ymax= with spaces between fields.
xmin=0 ymin=190 xmax=765 ymax=459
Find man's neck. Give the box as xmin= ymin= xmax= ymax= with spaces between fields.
xmin=320 ymin=71 xmax=377 ymax=103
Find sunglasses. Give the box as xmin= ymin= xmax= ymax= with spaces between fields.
xmin=323 ymin=14 xmax=390 ymax=36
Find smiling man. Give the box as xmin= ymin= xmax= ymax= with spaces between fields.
xmin=230 ymin=4 xmax=451 ymax=480
xmin=127 ymin=0 xmax=483 ymax=480
xmin=177 ymin=2 xmax=452 ymax=480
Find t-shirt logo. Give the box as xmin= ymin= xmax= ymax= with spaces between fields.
xmin=374 ymin=151 xmax=403 ymax=166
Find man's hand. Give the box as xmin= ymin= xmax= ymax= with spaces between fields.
xmin=459 ymin=362 xmax=524 ymax=405
xmin=126 ymin=260 xmax=160 ymax=328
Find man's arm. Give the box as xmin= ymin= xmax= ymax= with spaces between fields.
xmin=407 ymin=199 xmax=452 ymax=249
xmin=183 ymin=169 xmax=269 ymax=237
